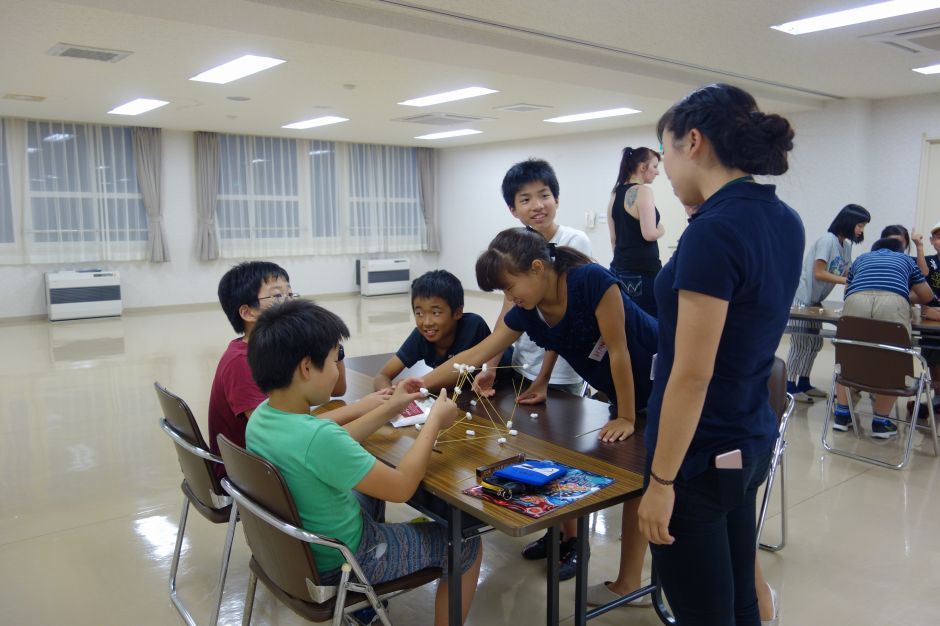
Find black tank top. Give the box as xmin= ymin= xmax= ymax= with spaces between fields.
xmin=611 ymin=183 xmax=662 ymax=274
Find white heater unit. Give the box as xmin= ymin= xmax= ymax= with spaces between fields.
xmin=357 ymin=258 xmax=411 ymax=296
xmin=45 ymin=270 xmax=122 ymax=321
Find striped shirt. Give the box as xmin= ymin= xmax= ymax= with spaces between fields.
xmin=845 ymin=249 xmax=925 ymax=299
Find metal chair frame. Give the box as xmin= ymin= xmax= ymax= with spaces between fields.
xmin=156 ymin=382 xmax=236 ymax=626
xmin=220 ymin=476 xmax=435 ymax=626
xmin=756 ymin=391 xmax=795 ymax=552
xmin=821 ymin=337 xmax=938 ymax=470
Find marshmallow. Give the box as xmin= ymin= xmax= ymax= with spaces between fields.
xmin=465 ymin=412 xmax=472 ymax=420
xmin=509 ymin=429 xmax=518 ymax=436
xmin=530 ymin=412 xmax=538 ymax=419
xmin=497 ymin=437 xmax=507 ymax=444
xmin=414 ymin=424 xmax=422 ymax=431
xmin=419 ymin=387 xmax=429 ymax=396
xmin=466 ymin=429 xmax=475 ymax=437
xmin=506 ymin=420 xmax=513 ymax=429
xmin=470 ymin=399 xmax=477 ymax=406
xmin=481 ymin=363 xmax=488 ymax=371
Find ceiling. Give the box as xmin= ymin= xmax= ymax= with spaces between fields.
xmin=2 ymin=0 xmax=940 ymax=147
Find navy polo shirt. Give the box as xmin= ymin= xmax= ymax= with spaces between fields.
xmin=646 ymin=181 xmax=804 ymax=478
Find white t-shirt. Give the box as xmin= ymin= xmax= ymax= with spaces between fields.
xmin=512 ymin=225 xmax=593 ymax=385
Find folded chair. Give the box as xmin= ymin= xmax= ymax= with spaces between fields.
xmin=216 ymin=435 xmax=441 ymax=626
xmin=155 ymin=382 xmax=237 ymax=626
xmin=756 ymin=357 xmax=795 ymax=552
xmin=821 ymin=316 xmax=938 ymax=469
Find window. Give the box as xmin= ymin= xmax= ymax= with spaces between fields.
xmin=25 ymin=121 xmax=147 ymax=255
xmin=217 ymin=134 xmax=300 ymax=241
xmin=215 ymin=134 xmax=426 ymax=257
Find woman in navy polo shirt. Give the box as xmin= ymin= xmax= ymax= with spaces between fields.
xmin=637 ymin=84 xmax=804 ymax=626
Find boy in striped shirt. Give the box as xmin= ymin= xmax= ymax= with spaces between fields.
xmin=832 ymin=237 xmax=935 ymax=437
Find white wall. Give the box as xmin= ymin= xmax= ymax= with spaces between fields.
xmin=438 ymin=95 xmax=940 ymax=295
xmin=0 ymin=129 xmax=440 ymax=319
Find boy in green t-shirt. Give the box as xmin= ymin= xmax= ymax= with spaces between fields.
xmin=245 ymin=299 xmax=482 ymax=626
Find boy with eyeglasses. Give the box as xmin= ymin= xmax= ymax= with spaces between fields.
xmin=209 ymin=261 xmax=389 ymax=479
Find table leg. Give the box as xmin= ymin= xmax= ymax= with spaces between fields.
xmin=573 ymin=516 xmax=588 ymax=626
xmin=546 ymin=525 xmax=560 ymax=625
xmin=447 ymin=506 xmax=463 ymax=626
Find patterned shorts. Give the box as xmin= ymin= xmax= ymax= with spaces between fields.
xmin=320 ymin=492 xmax=481 ymax=585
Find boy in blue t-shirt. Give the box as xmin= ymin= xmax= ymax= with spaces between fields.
xmin=245 ymin=299 xmax=482 ymax=626
xmin=374 ymin=269 xmax=510 ymax=390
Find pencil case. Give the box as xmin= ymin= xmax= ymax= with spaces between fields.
xmin=493 ymin=460 xmax=568 ymax=487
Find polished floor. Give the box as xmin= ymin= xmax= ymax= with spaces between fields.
xmin=1 ymin=292 xmax=938 ymax=626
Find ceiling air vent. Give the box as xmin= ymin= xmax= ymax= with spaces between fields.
xmin=494 ymin=103 xmax=552 ymax=113
xmin=392 ymin=112 xmax=488 ymax=126
xmin=47 ymin=43 xmax=132 ymax=63
xmin=864 ymin=23 xmax=940 ymax=54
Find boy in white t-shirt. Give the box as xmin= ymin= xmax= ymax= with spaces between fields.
xmin=472 ymin=158 xmax=593 ymax=581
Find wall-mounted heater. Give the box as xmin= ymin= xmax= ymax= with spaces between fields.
xmin=45 ymin=270 xmax=122 ymax=321
xmin=356 ymin=258 xmax=411 ymax=296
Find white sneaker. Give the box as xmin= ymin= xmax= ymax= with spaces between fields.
xmin=793 ymin=391 xmax=814 ymax=403
xmin=586 ymin=582 xmax=652 ymax=607
xmin=761 ymin=585 xmax=778 ymax=626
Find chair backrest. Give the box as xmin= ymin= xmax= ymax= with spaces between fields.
xmin=217 ymin=435 xmax=324 ymax=599
xmin=154 ymin=382 xmax=226 ymax=508
xmin=835 ymin=316 xmax=915 ymax=393
xmin=767 ymin=357 xmax=788 ymax=424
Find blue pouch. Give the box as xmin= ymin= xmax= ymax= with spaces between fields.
xmin=493 ymin=460 xmax=568 ymax=487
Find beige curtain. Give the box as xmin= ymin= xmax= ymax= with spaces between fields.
xmin=417 ymin=147 xmax=439 ymax=252
xmin=194 ymin=131 xmax=220 ymax=261
xmin=133 ymin=127 xmax=168 ymax=262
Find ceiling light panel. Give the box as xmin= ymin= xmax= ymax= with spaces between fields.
xmin=544 ymin=107 xmax=641 ymax=123
xmin=282 ymin=116 xmax=349 ymax=129
xmin=108 ymin=98 xmax=169 ymax=115
xmin=399 ymin=87 xmax=498 ymax=107
xmin=772 ymin=0 xmax=940 ymax=35
xmin=189 ymin=54 xmax=286 ymax=84
xmin=415 ymin=129 xmax=482 ymax=140
xmin=913 ymin=62 xmax=940 ymax=73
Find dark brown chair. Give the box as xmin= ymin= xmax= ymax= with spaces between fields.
xmin=155 ymin=382 xmax=236 ymax=626
xmin=821 ymin=316 xmax=938 ymax=469
xmin=216 ymin=435 xmax=441 ymax=626
xmin=756 ymin=357 xmax=795 ymax=552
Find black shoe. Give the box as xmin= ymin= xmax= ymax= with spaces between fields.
xmin=558 ymin=537 xmax=589 ymax=581
xmin=522 ymin=529 xmax=561 ymax=560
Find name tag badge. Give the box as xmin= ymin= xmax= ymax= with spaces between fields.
xmin=588 ymin=337 xmax=608 ymax=361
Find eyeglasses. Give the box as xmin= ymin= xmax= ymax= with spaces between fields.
xmin=337 ymin=345 xmax=345 ymax=362
xmin=257 ymin=292 xmax=301 ymax=304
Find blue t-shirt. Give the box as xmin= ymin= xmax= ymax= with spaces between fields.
xmin=396 ymin=311 xmax=511 ymax=369
xmin=647 ymin=181 xmax=804 ymax=478
xmin=504 ymin=263 xmax=658 ymax=413
xmin=845 ymin=249 xmax=925 ymax=299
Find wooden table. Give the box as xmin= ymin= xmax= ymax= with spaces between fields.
xmin=339 ymin=354 xmax=669 ymax=626
xmin=788 ymin=302 xmax=940 ymax=347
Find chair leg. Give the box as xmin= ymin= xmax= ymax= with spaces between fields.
xmin=760 ymin=447 xmax=787 ymax=552
xmin=169 ymin=496 xmax=198 ymax=626
xmin=332 ymin=564 xmax=352 ymax=626
xmin=209 ymin=504 xmax=239 ymax=626
xmin=821 ymin=373 xmax=839 ymax=452
xmin=242 ymin=571 xmax=257 ymax=626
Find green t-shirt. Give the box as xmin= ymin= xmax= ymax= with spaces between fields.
xmin=245 ymin=399 xmax=376 ymax=571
